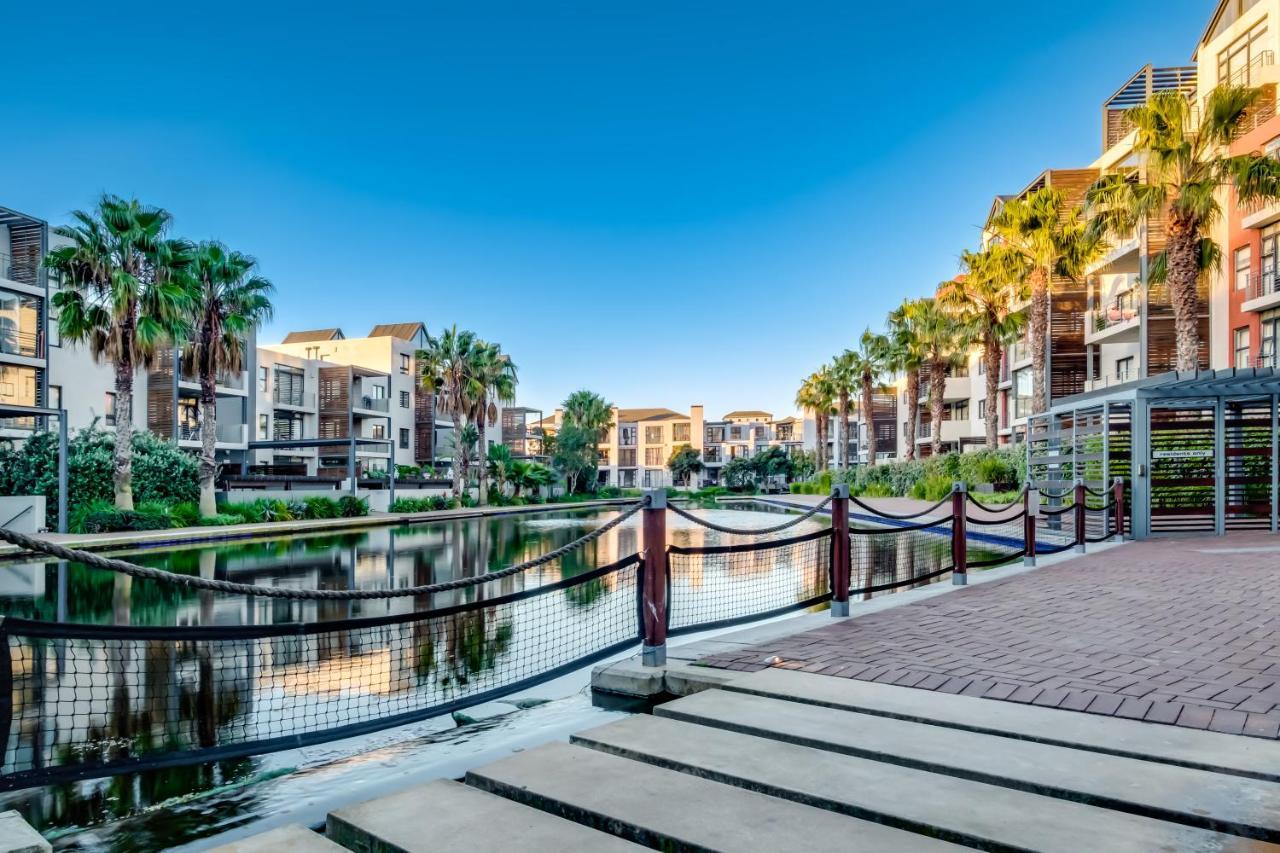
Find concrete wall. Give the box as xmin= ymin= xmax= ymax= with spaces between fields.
xmin=0 ymin=495 xmax=45 ymax=533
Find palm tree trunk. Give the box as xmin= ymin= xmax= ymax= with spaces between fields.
xmin=477 ymin=398 xmax=490 ymax=506
xmin=838 ymin=391 xmax=850 ymax=470
xmin=903 ymin=371 xmax=919 ymax=462
xmin=930 ymin=358 xmax=946 ymax=458
xmin=113 ymin=356 xmax=135 ymax=511
xmin=861 ymin=377 xmax=877 ymax=466
xmin=1028 ymin=265 xmax=1050 ymax=414
xmin=817 ymin=413 xmax=828 ymax=471
xmin=451 ymin=414 xmax=465 ymax=500
xmin=1166 ymin=213 xmax=1203 ymax=373
xmin=984 ymin=335 xmax=1001 ymax=450
xmin=198 ymin=371 xmax=219 ymax=518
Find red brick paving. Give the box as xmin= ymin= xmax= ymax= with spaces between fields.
xmin=701 ymin=533 xmax=1280 ymax=738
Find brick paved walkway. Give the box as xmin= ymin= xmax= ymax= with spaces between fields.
xmin=701 ymin=533 xmax=1280 ymax=738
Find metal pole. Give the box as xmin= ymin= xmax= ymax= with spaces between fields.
xmin=641 ymin=489 xmax=668 ymax=667
xmin=388 ymin=432 xmax=396 ymax=508
xmin=1113 ymin=477 xmax=1126 ymax=541
xmin=1214 ymin=399 xmax=1225 ymax=536
xmin=951 ymin=481 xmax=967 ymax=585
xmin=830 ymin=484 xmax=850 ymax=616
xmin=1024 ymin=484 xmax=1039 ymax=566
xmin=348 ymin=437 xmax=357 ymax=495
xmin=57 ymin=414 xmax=68 ymax=534
xmin=1074 ymin=478 xmax=1087 ymax=553
xmin=1271 ymin=394 xmax=1278 ymax=534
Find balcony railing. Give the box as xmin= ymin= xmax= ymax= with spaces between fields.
xmin=0 ymin=329 xmax=42 ymax=359
xmin=273 ymin=387 xmax=315 ymax=408
xmin=1248 ymin=270 xmax=1280 ymax=303
xmin=1227 ymin=50 xmax=1275 ymax=88
xmin=1259 ymin=352 xmax=1279 ymax=369
xmin=357 ymin=395 xmax=390 ymax=412
xmin=0 ymin=252 xmax=45 ymax=287
xmin=1092 ymin=292 xmax=1140 ymax=331
xmin=179 ymin=422 xmax=249 ymax=443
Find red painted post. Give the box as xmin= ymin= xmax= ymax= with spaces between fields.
xmin=951 ymin=482 xmax=967 ymax=585
xmin=1023 ymin=483 xmax=1039 ymax=566
xmin=641 ymin=489 xmax=668 ymax=667
xmin=1113 ymin=477 xmax=1126 ymax=540
xmin=830 ymin=484 xmax=851 ymax=616
xmin=1074 ymin=479 xmax=1087 ymax=553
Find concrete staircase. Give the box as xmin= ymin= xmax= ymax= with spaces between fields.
xmin=211 ymin=669 xmax=1280 ymax=852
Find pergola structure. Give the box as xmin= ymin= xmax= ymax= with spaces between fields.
xmin=0 ymin=405 xmax=68 ymax=533
xmin=1037 ymin=368 xmax=1280 ymax=539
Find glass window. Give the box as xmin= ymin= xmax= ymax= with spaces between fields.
xmin=1261 ymin=309 xmax=1280 ymax=368
xmin=399 ymin=428 xmax=410 ymax=449
xmin=400 ymin=353 xmax=411 ymax=375
xmin=258 ymin=366 xmax=269 ymax=393
xmin=1235 ymin=327 xmax=1252 ymax=368
xmin=672 ymin=422 xmax=690 ymax=442
xmin=1218 ymin=19 xmax=1269 ymax=86
xmin=258 ymin=414 xmax=269 ymax=439
xmin=1236 ymin=246 xmax=1252 ymax=292
xmin=1012 ymin=367 xmax=1033 ymax=419
xmin=1261 ymin=224 xmax=1279 ymax=298
xmin=371 ymin=423 xmax=386 ymax=439
xmin=400 ymin=390 xmax=410 ymax=408
xmin=1116 ymin=357 xmax=1134 ymax=381
xmin=0 ymin=289 xmax=42 ymax=357
xmin=644 ymin=425 xmax=663 ymax=444
xmin=104 ymin=391 xmax=117 ymax=425
xmin=978 ymin=399 xmax=986 ymax=420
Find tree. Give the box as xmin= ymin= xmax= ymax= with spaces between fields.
xmin=937 ymin=248 xmax=1027 ymax=449
xmin=468 ymin=342 xmax=518 ymax=506
xmin=667 ymin=444 xmax=703 ymax=487
xmin=795 ymin=368 xmax=835 ymax=471
xmin=45 ymin=195 xmax=192 ymax=510
xmin=486 ymin=442 xmax=515 ymax=498
xmin=552 ymin=424 xmax=596 ymax=494
xmin=854 ymin=329 xmax=892 ymax=466
xmin=1088 ymin=85 xmax=1280 ymax=371
xmin=886 ymin=299 xmax=927 ymax=461
xmin=828 ymin=351 xmax=858 ymax=470
xmin=751 ymin=446 xmax=793 ymax=489
xmin=510 ymin=459 xmax=553 ymax=498
xmin=558 ymin=390 xmax=613 ymax=491
xmin=181 ymin=242 xmax=274 ymax=516
xmin=988 ymin=187 xmax=1100 ymax=413
xmin=722 ymin=455 xmax=755 ymax=489
xmin=906 ymin=298 xmax=968 ymax=457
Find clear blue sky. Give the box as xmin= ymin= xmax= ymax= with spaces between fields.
xmin=4 ymin=0 xmax=1211 ymax=418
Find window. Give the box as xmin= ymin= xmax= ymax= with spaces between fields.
xmin=400 ymin=353 xmax=411 ymax=375
xmin=598 ymin=448 xmax=610 ymax=465
xmin=1012 ymin=367 xmax=1033 ymax=419
xmin=258 ymin=414 xmax=269 ymax=439
xmin=1261 ymin=308 xmax=1280 ymax=368
xmin=1217 ymin=18 xmax=1268 ymax=86
xmin=258 ymin=366 xmax=269 ymax=393
xmin=644 ymin=425 xmax=663 ymax=444
xmin=1235 ymin=327 xmax=1253 ymax=368
xmin=1236 ymin=246 xmax=1252 ymax=292
xmin=643 ymin=469 xmax=661 ymax=488
xmin=1116 ymin=356 xmax=1134 ymax=382
xmin=371 ymin=383 xmax=386 ymax=399
xmin=618 ymin=448 xmax=637 ymax=467
xmin=371 ymin=424 xmax=386 ymax=440
xmin=672 ymin=422 xmax=690 ymax=442
xmin=399 ymin=428 xmax=410 ymax=449
xmin=645 ymin=447 xmax=664 ymax=466
xmin=400 ymin=390 xmax=410 ymax=408
xmin=1264 ymin=223 xmax=1280 ymax=298
xmin=618 ymin=426 xmax=637 ymax=446
xmin=47 ymin=385 xmax=62 ymax=410
xmin=0 ymin=290 xmax=42 ymax=357
xmin=104 ymin=391 xmax=117 ymax=426
xmin=953 ymin=400 xmax=969 ymax=422
xmin=978 ymin=399 xmax=986 ymax=420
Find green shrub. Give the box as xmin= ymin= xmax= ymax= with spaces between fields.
xmin=338 ymin=495 xmax=369 ymax=517
xmin=199 ymin=513 xmax=241 ymax=526
xmin=303 ymin=496 xmax=341 ymax=519
xmin=69 ymin=499 xmax=175 ymax=534
xmin=429 ymin=495 xmax=449 ymax=511
xmin=219 ymin=501 xmax=265 ymax=524
xmin=909 ymin=474 xmax=954 ymax=502
xmin=169 ymin=501 xmax=201 ymax=528
xmin=857 ymin=482 xmax=895 ymax=498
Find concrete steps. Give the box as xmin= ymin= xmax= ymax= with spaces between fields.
xmin=210 ymin=670 xmax=1280 ymax=852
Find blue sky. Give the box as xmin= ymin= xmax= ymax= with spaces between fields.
xmin=4 ymin=1 xmax=1211 ymax=418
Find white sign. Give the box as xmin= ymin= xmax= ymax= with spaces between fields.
xmin=1152 ymin=449 xmax=1214 ymax=460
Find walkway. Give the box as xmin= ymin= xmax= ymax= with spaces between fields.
xmin=701 ymin=532 xmax=1280 ymax=738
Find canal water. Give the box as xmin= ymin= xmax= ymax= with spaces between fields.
xmin=0 ymin=501 xmax=984 ymax=849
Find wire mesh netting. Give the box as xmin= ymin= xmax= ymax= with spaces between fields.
xmin=965 ymin=504 xmax=1027 ymax=568
xmin=849 ymin=519 xmax=954 ymax=595
xmin=666 ymin=529 xmax=833 ymax=635
xmin=0 ymin=555 xmax=641 ymax=788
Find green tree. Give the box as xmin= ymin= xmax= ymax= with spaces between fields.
xmin=553 ymin=424 xmax=597 ymax=494
xmin=181 ymin=242 xmax=274 ymax=516
xmin=886 ymin=300 xmax=927 ymax=462
xmin=988 ymin=187 xmax=1100 ymax=413
xmin=828 ymin=351 xmax=858 ymax=470
xmin=853 ymin=329 xmax=892 ymax=466
xmin=905 ymin=298 xmax=968 ymax=457
xmin=45 ymin=195 xmax=192 ymax=509
xmin=937 ymin=248 xmax=1027 ymax=449
xmin=486 ymin=442 xmax=515 ymax=498
xmin=469 ymin=342 xmax=518 ymax=506
xmin=1088 ymin=85 xmax=1280 ymax=371
xmin=795 ymin=368 xmax=835 ymax=471
xmin=666 ymin=444 xmax=704 ymax=487
xmin=558 ymin=390 xmax=613 ymax=490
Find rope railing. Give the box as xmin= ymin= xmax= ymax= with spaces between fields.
xmin=965 ymin=487 xmax=1028 ymax=513
xmin=667 ymin=495 xmax=832 ymax=535
xmin=849 ymin=493 xmax=951 ymax=521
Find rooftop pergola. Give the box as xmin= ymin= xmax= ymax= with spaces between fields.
xmin=1041 ymin=368 xmax=1280 ymax=539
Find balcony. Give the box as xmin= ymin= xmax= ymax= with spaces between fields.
xmin=1084 ymin=230 xmax=1140 ymax=276
xmin=177 ymin=422 xmax=249 ymax=446
xmin=273 ymin=387 xmax=316 ymax=409
xmin=914 ymin=420 xmax=972 ymax=444
xmin=353 ymin=394 xmax=390 ymax=414
xmin=1101 ymin=65 xmax=1196 ymax=154
xmin=0 ymin=251 xmax=45 ymax=289
xmin=1086 ymin=292 xmax=1141 ymax=344
xmin=0 ymin=329 xmax=43 ymax=361
xmin=1243 ymin=271 xmax=1280 ymax=313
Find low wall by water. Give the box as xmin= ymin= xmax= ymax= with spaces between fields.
xmin=0 ymin=496 xmax=44 ymax=534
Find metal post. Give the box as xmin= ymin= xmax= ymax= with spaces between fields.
xmin=951 ymin=482 xmax=967 ymax=585
xmin=830 ymin=484 xmax=850 ymax=616
xmin=1272 ymin=394 xmax=1278 ymax=534
xmin=57 ymin=414 xmax=68 ymax=534
xmin=1214 ymin=399 xmax=1225 ymax=537
xmin=1024 ymin=485 xmax=1039 ymax=566
xmin=388 ymin=426 xmax=396 ymax=509
xmin=641 ymin=489 xmax=668 ymax=667
xmin=1113 ymin=477 xmax=1126 ymax=541
xmin=1074 ymin=478 xmax=1086 ymax=553
xmin=348 ymin=437 xmax=357 ymax=495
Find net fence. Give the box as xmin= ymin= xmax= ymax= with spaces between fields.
xmin=666 ymin=528 xmax=833 ymax=635
xmin=0 ymin=555 xmax=641 ymax=788
xmin=964 ymin=500 xmax=1027 ymax=569
xmin=849 ymin=518 xmax=955 ymax=594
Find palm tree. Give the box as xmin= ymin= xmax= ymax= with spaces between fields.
xmin=560 ymin=390 xmax=614 ymax=489
xmin=828 ymin=351 xmax=858 ymax=470
xmin=795 ymin=369 xmax=835 ymax=471
xmin=886 ymin=301 xmax=926 ymax=461
xmin=937 ymin=248 xmax=1027 ymax=449
xmin=906 ymin=298 xmax=968 ymax=457
xmin=988 ymin=187 xmax=1100 ymax=413
xmin=854 ymin=329 xmax=892 ymax=466
xmin=486 ymin=442 xmax=516 ymax=498
xmin=468 ymin=342 xmax=518 ymax=506
xmin=1088 ymin=85 xmax=1280 ymax=371
xmin=182 ymin=242 xmax=274 ymax=517
xmin=418 ymin=326 xmax=488 ymax=499
xmin=45 ymin=195 xmax=192 ymax=510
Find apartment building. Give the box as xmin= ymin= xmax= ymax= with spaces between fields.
xmin=0 ymin=206 xmax=50 ymax=438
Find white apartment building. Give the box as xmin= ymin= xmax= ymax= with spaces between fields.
xmin=0 ymin=206 xmax=51 ymax=440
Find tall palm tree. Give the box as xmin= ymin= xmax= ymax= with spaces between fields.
xmin=988 ymin=187 xmax=1100 ymax=414
xmin=468 ymin=341 xmax=518 ymax=506
xmin=182 ymin=242 xmax=275 ymax=517
xmin=795 ymin=369 xmax=835 ymax=471
xmin=937 ymin=248 xmax=1027 ymax=449
xmin=886 ymin=300 xmax=927 ymax=461
xmin=828 ymin=351 xmax=858 ymax=470
xmin=855 ymin=329 xmax=892 ymax=466
xmin=906 ymin=298 xmax=968 ymax=457
xmin=560 ymin=389 xmax=614 ymax=490
xmin=1088 ymin=85 xmax=1280 ymax=372
xmin=417 ymin=326 xmax=488 ymax=499
xmin=45 ymin=195 xmax=192 ymax=510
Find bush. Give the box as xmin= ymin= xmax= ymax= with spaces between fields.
xmin=219 ymin=501 xmax=265 ymax=524
xmin=199 ymin=513 xmax=241 ymax=526
xmin=909 ymin=474 xmax=954 ymax=502
xmin=303 ymin=496 xmax=340 ymax=519
xmin=857 ymin=482 xmax=895 ymax=498
xmin=338 ymin=495 xmax=369 ymax=517
xmin=168 ymin=501 xmax=201 ymax=528
xmin=69 ymin=499 xmax=175 ymax=534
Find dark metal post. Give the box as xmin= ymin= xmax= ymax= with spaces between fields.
xmin=641 ymin=489 xmax=668 ymax=667
xmin=1074 ymin=478 xmax=1087 ymax=553
xmin=951 ymin=482 xmax=967 ymax=585
xmin=348 ymin=437 xmax=358 ymax=495
xmin=830 ymin=484 xmax=850 ymax=616
xmin=1113 ymin=476 xmax=1126 ymax=541
xmin=1023 ymin=483 xmax=1037 ymax=566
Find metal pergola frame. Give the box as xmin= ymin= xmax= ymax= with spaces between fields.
xmin=1042 ymin=368 xmax=1280 ymax=539
xmin=0 ymin=404 xmax=68 ymax=533
xmin=246 ymin=436 xmax=397 ymax=502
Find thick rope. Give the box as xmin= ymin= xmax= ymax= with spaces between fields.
xmin=849 ymin=494 xmax=951 ymax=520
xmin=667 ymin=495 xmax=832 ymax=536
xmin=0 ymin=500 xmax=648 ymax=600
xmin=966 ymin=488 xmax=1028 ymax=513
